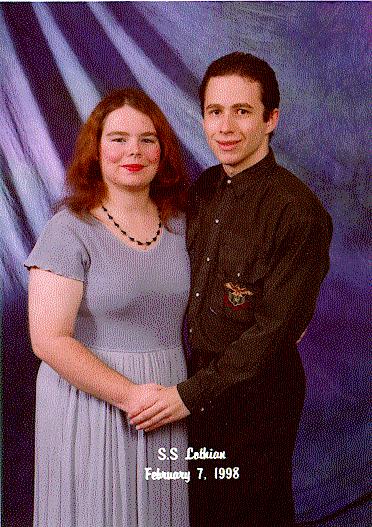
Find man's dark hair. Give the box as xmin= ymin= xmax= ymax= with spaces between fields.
xmin=199 ymin=52 xmax=280 ymax=123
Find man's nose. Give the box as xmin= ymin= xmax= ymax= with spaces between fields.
xmin=219 ymin=112 xmax=234 ymax=133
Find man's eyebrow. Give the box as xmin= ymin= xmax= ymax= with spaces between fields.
xmin=205 ymin=104 xmax=222 ymax=110
xmin=231 ymin=103 xmax=254 ymax=109
xmin=205 ymin=103 xmax=254 ymax=110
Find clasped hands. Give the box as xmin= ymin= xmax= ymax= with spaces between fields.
xmin=124 ymin=383 xmax=190 ymax=432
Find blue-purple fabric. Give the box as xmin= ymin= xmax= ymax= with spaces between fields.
xmin=24 ymin=209 xmax=190 ymax=527
xmin=1 ymin=2 xmax=369 ymax=525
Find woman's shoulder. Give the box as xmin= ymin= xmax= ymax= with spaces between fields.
xmin=40 ymin=208 xmax=96 ymax=239
xmin=47 ymin=208 xmax=89 ymax=228
xmin=166 ymin=212 xmax=186 ymax=236
xmin=31 ymin=208 xmax=95 ymax=255
xmin=24 ymin=208 xmax=92 ymax=278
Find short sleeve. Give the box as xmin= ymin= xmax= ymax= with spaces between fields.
xmin=24 ymin=211 xmax=90 ymax=282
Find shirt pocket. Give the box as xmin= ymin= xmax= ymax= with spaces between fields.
xmin=209 ymin=241 xmax=266 ymax=324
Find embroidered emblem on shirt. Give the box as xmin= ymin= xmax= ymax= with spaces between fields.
xmin=224 ymin=282 xmax=254 ymax=311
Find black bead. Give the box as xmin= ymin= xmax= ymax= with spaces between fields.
xmin=101 ymin=204 xmax=161 ymax=247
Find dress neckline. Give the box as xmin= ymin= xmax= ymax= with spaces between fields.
xmin=89 ymin=214 xmax=165 ymax=254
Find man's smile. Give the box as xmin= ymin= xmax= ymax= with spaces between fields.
xmin=216 ymin=140 xmax=241 ymax=151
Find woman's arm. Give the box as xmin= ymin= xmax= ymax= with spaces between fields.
xmin=28 ymin=268 xmax=161 ymax=413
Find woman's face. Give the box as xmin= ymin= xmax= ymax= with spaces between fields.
xmin=99 ymin=105 xmax=161 ymax=193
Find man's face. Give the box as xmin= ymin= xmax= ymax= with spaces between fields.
xmin=203 ymin=75 xmax=279 ymax=176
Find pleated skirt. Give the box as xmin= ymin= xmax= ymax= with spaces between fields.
xmin=34 ymin=346 xmax=189 ymax=527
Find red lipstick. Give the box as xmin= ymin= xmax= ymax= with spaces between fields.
xmin=121 ymin=164 xmax=144 ymax=172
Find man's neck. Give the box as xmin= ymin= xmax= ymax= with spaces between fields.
xmin=222 ymin=145 xmax=270 ymax=177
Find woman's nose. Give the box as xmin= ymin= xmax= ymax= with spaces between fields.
xmin=128 ymin=139 xmax=141 ymax=156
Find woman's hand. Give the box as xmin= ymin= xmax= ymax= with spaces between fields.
xmin=119 ymin=383 xmax=163 ymax=415
xmin=129 ymin=386 xmax=190 ymax=431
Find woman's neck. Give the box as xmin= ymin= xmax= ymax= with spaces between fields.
xmin=103 ymin=187 xmax=155 ymax=217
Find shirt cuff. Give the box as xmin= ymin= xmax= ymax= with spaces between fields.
xmin=177 ymin=376 xmax=206 ymax=414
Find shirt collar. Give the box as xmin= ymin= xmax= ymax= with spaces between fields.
xmin=218 ymin=148 xmax=277 ymax=199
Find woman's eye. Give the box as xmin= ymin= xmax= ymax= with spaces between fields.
xmin=142 ymin=138 xmax=156 ymax=144
xmin=112 ymin=137 xmax=126 ymax=143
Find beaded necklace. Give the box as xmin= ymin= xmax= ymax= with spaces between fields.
xmin=101 ymin=205 xmax=162 ymax=247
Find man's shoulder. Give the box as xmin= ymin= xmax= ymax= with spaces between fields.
xmin=190 ymin=164 xmax=221 ymax=199
xmin=268 ymin=161 xmax=330 ymax=223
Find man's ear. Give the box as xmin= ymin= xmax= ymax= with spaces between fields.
xmin=266 ymin=108 xmax=279 ymax=134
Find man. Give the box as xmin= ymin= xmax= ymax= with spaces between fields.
xmin=130 ymin=52 xmax=332 ymax=526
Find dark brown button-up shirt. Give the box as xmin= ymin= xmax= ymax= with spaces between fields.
xmin=177 ymin=149 xmax=332 ymax=414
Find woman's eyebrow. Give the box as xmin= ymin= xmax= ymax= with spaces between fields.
xmin=105 ymin=131 xmax=129 ymax=136
xmin=105 ymin=131 xmax=157 ymax=137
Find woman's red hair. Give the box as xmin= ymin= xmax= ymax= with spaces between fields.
xmin=61 ymin=88 xmax=189 ymax=224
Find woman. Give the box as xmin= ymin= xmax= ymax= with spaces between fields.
xmin=25 ymin=88 xmax=190 ymax=527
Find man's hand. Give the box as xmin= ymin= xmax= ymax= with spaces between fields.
xmin=129 ymin=386 xmax=190 ymax=432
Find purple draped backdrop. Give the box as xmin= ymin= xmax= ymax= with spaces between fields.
xmin=0 ymin=2 xmax=370 ymax=526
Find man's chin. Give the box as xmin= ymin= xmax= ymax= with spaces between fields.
xmin=214 ymin=151 xmax=240 ymax=166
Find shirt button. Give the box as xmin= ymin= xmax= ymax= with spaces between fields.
xmin=189 ymin=327 xmax=193 ymax=334
xmin=227 ymin=179 xmax=232 ymax=184
xmin=200 ymin=407 xmax=205 ymax=412
xmin=206 ymin=257 xmax=211 ymax=262
xmin=195 ymin=292 xmax=200 ymax=297
xmin=214 ymin=218 xmax=220 ymax=224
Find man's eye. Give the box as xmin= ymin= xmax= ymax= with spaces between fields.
xmin=237 ymin=109 xmax=250 ymax=115
xmin=208 ymin=109 xmax=220 ymax=116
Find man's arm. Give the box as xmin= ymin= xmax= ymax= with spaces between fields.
xmin=130 ymin=205 xmax=332 ymax=430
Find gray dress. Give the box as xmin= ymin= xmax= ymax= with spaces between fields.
xmin=25 ymin=209 xmax=190 ymax=527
